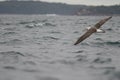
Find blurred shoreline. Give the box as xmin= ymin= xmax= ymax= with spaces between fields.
xmin=0 ymin=1 xmax=120 ymax=16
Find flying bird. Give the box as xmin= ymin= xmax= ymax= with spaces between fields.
xmin=74 ymin=16 xmax=112 ymax=45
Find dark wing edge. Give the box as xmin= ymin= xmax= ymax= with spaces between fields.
xmin=74 ymin=30 xmax=95 ymax=45
xmin=94 ymin=16 xmax=112 ymax=29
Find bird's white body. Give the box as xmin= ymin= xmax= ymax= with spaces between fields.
xmin=86 ymin=27 xmax=105 ymax=33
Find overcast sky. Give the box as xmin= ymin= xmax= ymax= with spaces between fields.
xmin=40 ymin=0 xmax=120 ymax=6
xmin=0 ymin=0 xmax=119 ymax=6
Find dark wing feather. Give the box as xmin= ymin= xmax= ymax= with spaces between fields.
xmin=94 ymin=16 xmax=112 ymax=29
xmin=74 ymin=28 xmax=96 ymax=45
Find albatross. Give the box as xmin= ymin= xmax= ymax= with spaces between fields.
xmin=74 ymin=16 xmax=112 ymax=45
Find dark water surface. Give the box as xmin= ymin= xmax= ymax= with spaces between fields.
xmin=0 ymin=15 xmax=120 ymax=80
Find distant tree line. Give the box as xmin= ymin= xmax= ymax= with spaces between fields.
xmin=77 ymin=5 xmax=120 ymax=15
xmin=0 ymin=1 xmax=120 ymax=15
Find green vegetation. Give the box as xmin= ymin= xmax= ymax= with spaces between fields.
xmin=0 ymin=1 xmax=120 ymax=15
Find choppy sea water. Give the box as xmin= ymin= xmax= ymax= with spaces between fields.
xmin=0 ymin=15 xmax=120 ymax=80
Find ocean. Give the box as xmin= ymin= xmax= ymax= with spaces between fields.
xmin=0 ymin=15 xmax=120 ymax=80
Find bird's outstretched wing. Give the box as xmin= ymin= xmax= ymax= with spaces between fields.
xmin=94 ymin=16 xmax=112 ymax=29
xmin=74 ymin=27 xmax=96 ymax=45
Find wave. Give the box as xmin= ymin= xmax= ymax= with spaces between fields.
xmin=93 ymin=57 xmax=112 ymax=64
xmin=94 ymin=41 xmax=120 ymax=47
xmin=19 ymin=21 xmax=33 ymax=25
xmin=105 ymin=41 xmax=120 ymax=45
xmin=25 ymin=23 xmax=44 ymax=28
xmin=44 ymin=22 xmax=56 ymax=27
xmin=0 ymin=51 xmax=24 ymax=64
xmin=2 ymin=32 xmax=17 ymax=35
xmin=45 ymin=14 xmax=58 ymax=16
xmin=3 ymin=66 xmax=17 ymax=70
xmin=19 ymin=19 xmax=48 ymax=25
xmin=109 ymin=71 xmax=120 ymax=80
xmin=0 ymin=39 xmax=23 ymax=45
xmin=0 ymin=22 xmax=12 ymax=25
xmin=25 ymin=22 xmax=56 ymax=29
xmin=0 ymin=51 xmax=24 ymax=56
xmin=4 ymin=27 xmax=16 ymax=31
xmin=43 ymin=36 xmax=59 ymax=40
xmin=49 ymin=31 xmax=61 ymax=34
xmin=106 ymin=28 xmax=113 ymax=31
xmin=95 ymin=38 xmax=103 ymax=41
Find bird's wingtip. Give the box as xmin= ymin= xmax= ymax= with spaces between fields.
xmin=74 ymin=42 xmax=78 ymax=45
xmin=106 ymin=16 xmax=112 ymax=20
xmin=108 ymin=16 xmax=112 ymax=19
